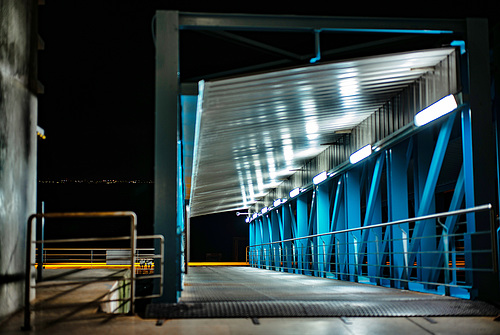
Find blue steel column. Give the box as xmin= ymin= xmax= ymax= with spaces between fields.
xmin=296 ymin=194 xmax=308 ymax=275
xmin=261 ymin=215 xmax=271 ymax=268
xmin=409 ymin=114 xmax=455 ymax=287
xmin=282 ymin=204 xmax=293 ymax=272
xmin=415 ymin=129 xmax=437 ymax=287
xmin=345 ymin=168 xmax=361 ymax=282
xmin=268 ymin=209 xmax=281 ymax=270
xmin=316 ymin=182 xmax=330 ymax=277
xmin=386 ymin=142 xmax=410 ymax=289
xmin=466 ymin=18 xmax=498 ymax=300
xmin=154 ymin=10 xmax=180 ymax=303
xmin=332 ymin=177 xmax=347 ymax=280
xmin=360 ymin=155 xmax=384 ymax=284
xmin=249 ymin=222 xmax=255 ymax=266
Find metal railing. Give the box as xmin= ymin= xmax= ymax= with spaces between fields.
xmin=36 ymin=247 xmax=156 ymax=271
xmin=23 ymin=211 xmax=164 ymax=331
xmin=248 ymin=204 xmax=497 ymax=296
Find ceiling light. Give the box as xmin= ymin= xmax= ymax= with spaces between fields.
xmin=273 ymin=199 xmax=282 ymax=207
xmin=312 ymin=171 xmax=327 ymax=185
xmin=289 ymin=187 xmax=300 ymax=198
xmin=414 ymin=94 xmax=458 ymax=127
xmin=349 ymin=144 xmax=372 ymax=164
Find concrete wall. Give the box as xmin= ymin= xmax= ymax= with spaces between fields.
xmin=0 ymin=0 xmax=38 ymax=322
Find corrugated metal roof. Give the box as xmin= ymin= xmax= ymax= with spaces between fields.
xmin=190 ymin=48 xmax=456 ymax=217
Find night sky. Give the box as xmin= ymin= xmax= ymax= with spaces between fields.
xmin=37 ymin=0 xmax=498 ymax=181
xmin=36 ymin=1 xmax=498 ymax=261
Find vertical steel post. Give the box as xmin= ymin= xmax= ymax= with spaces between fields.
xmin=282 ymin=204 xmax=293 ymax=272
xmin=361 ymin=155 xmax=384 ymax=283
xmin=297 ymin=195 xmax=308 ymax=274
xmin=416 ymin=128 xmax=437 ymax=286
xmin=22 ymin=215 xmax=36 ymax=331
xmin=466 ymin=18 xmax=498 ymax=300
xmin=36 ymin=202 xmax=45 ymax=282
xmin=316 ymin=183 xmax=330 ymax=276
xmin=346 ymin=168 xmax=361 ymax=282
xmin=386 ymin=142 xmax=409 ymax=289
xmin=154 ymin=10 xmax=180 ymax=303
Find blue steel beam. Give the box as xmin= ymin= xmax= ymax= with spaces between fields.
xmin=316 ymin=182 xmax=330 ymax=276
xmin=330 ymin=177 xmax=346 ymax=280
xmin=460 ymin=107 xmax=475 ymax=277
xmin=358 ymin=154 xmax=384 ymax=283
xmin=408 ymin=113 xmax=456 ymax=275
xmin=307 ymin=191 xmax=318 ymax=276
xmin=296 ymin=195 xmax=309 ymax=275
xmin=269 ymin=209 xmax=281 ymax=271
xmin=429 ymin=165 xmax=465 ymax=285
xmin=288 ymin=203 xmax=299 ymax=274
xmin=415 ymin=128 xmax=437 ymax=286
xmin=281 ymin=205 xmax=293 ymax=272
xmin=386 ymin=141 xmax=410 ymax=288
xmin=345 ymin=168 xmax=362 ymax=282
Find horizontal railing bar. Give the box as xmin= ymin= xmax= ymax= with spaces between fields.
xmin=31 ymin=211 xmax=137 ymax=219
xmin=37 ymin=248 xmax=155 ymax=251
xmin=250 ymin=204 xmax=493 ymax=247
xmin=34 ymin=236 xmax=133 ymax=244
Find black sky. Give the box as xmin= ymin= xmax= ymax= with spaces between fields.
xmin=37 ymin=0 xmax=499 ymax=181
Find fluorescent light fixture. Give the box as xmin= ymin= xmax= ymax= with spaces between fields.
xmin=252 ymin=213 xmax=258 ymax=220
xmin=273 ymin=199 xmax=282 ymax=207
xmin=261 ymin=207 xmax=268 ymax=214
xmin=289 ymin=187 xmax=301 ymax=198
xmin=349 ymin=144 xmax=372 ymax=164
xmin=414 ymin=94 xmax=458 ymax=127
xmin=313 ymin=171 xmax=328 ymax=185
xmin=245 ymin=217 xmax=250 ymax=223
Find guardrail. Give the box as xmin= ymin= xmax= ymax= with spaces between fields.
xmin=23 ymin=211 xmax=164 ymax=331
xmin=36 ymin=247 xmax=156 ymax=272
xmin=248 ymin=204 xmax=497 ymax=296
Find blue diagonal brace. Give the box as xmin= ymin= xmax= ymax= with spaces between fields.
xmin=429 ymin=164 xmax=465 ymax=283
xmin=408 ymin=113 xmax=456 ymax=269
xmin=358 ymin=154 xmax=385 ymax=266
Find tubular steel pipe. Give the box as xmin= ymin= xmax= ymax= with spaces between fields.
xmin=250 ymin=204 xmax=494 ymax=247
xmin=248 ymin=204 xmax=496 ymax=291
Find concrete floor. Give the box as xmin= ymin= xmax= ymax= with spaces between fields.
xmin=1 ymin=268 xmax=500 ymax=335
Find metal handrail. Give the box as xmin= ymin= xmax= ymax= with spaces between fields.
xmin=23 ymin=211 xmax=140 ymax=331
xmin=250 ymin=204 xmax=494 ymax=251
xmin=248 ymin=204 xmax=497 ymax=291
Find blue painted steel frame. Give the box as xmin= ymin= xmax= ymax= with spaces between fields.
xmin=249 ymin=100 xmax=496 ymax=298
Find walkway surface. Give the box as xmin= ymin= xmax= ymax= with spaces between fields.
xmin=1 ymin=266 xmax=500 ymax=334
xmin=147 ymin=266 xmax=500 ymax=318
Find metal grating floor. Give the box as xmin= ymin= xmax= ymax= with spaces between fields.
xmin=145 ymin=267 xmax=500 ymax=319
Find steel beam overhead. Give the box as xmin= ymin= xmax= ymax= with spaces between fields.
xmin=178 ymin=12 xmax=466 ymax=34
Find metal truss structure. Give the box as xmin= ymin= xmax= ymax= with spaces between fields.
xmin=155 ymin=11 xmax=497 ymax=303
xmin=248 ymin=104 xmax=497 ymax=298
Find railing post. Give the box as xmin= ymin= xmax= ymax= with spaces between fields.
xmin=36 ymin=202 xmax=45 ymax=283
xmin=129 ymin=212 xmax=137 ymax=315
xmin=22 ymin=215 xmax=36 ymax=331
